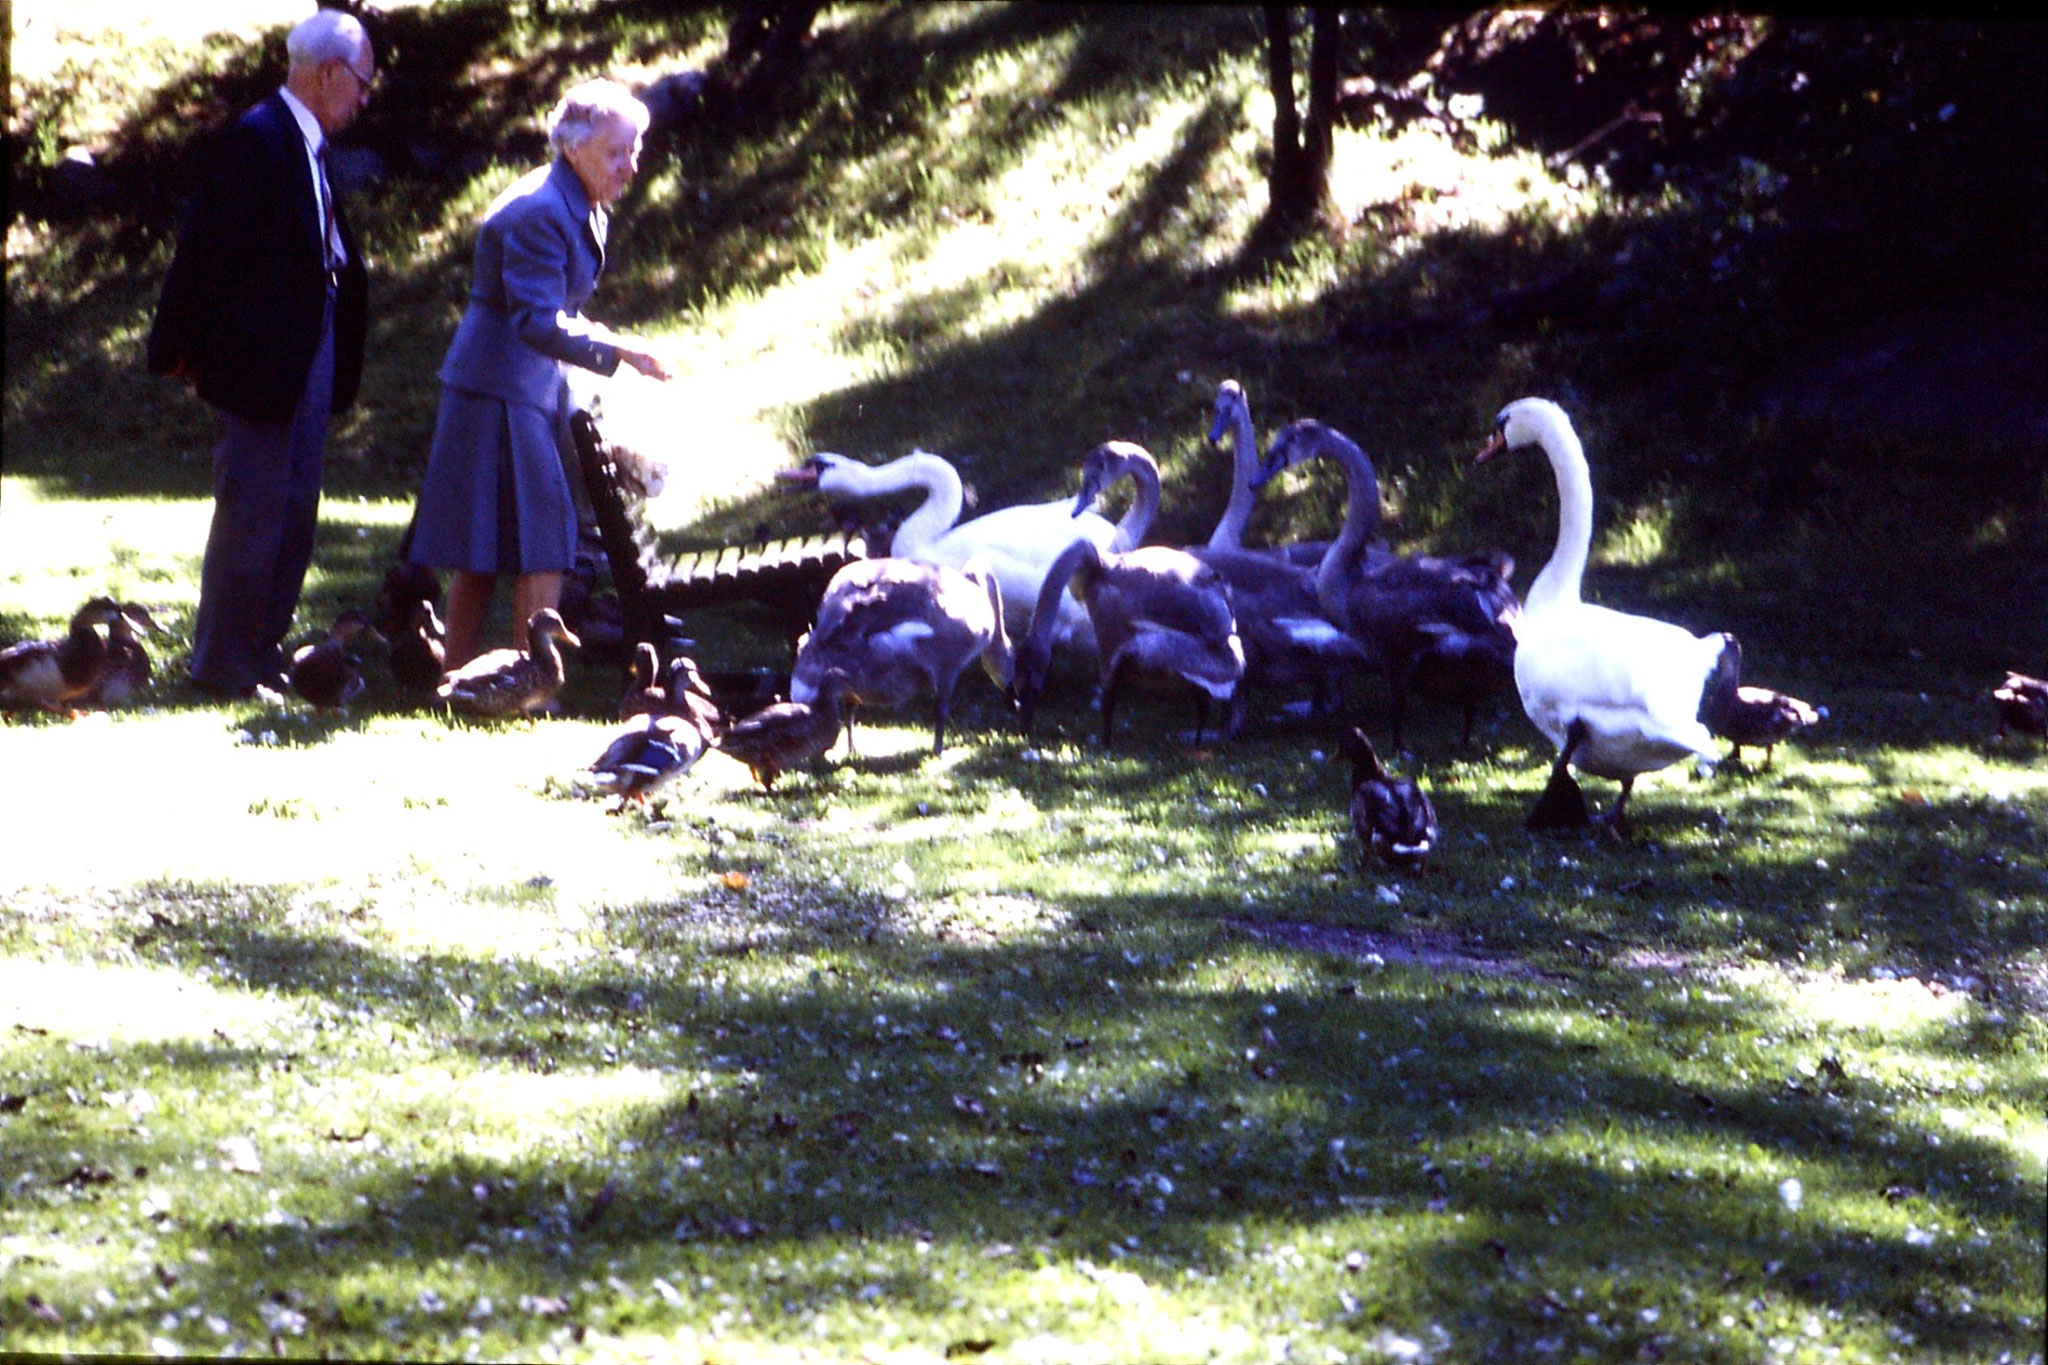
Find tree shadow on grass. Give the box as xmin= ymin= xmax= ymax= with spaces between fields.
xmin=7 ymin=888 xmax=2036 ymax=1357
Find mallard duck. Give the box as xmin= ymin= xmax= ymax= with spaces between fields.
xmin=0 ymin=596 xmax=152 ymax=711
xmin=82 ymin=602 xmax=162 ymax=707
xmin=1255 ymin=420 xmax=1519 ymax=751
xmin=661 ymin=652 xmax=728 ymax=735
xmin=788 ymin=556 xmax=1012 ymax=755
xmin=716 ymin=671 xmax=856 ymax=790
xmin=1342 ymin=726 xmax=1438 ymax=870
xmin=618 ymin=641 xmax=670 ymax=720
xmin=619 ymin=640 xmax=728 ymax=731
xmin=389 ymin=596 xmax=447 ymax=695
xmin=289 ymin=609 xmax=386 ymax=711
xmin=1992 ymin=671 xmax=2046 ymax=747
xmin=1010 ymin=535 xmax=1245 ymax=750
xmin=1700 ymin=636 xmax=1825 ymax=769
xmin=588 ymin=711 xmax=714 ymax=812
xmin=436 ymin=608 xmax=581 ymax=718
xmin=1474 ymin=398 xmax=1734 ymax=835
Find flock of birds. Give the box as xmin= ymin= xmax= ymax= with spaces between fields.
xmin=5 ymin=383 xmax=2046 ymax=865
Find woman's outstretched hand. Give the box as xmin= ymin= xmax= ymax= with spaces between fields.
xmin=620 ymin=345 xmax=674 ymax=381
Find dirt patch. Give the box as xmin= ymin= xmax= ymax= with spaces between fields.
xmin=1226 ymin=918 xmax=1551 ymax=979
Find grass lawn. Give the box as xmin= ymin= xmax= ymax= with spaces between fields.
xmin=4 ymin=4 xmax=2044 ymax=1362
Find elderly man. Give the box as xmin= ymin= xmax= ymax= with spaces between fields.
xmin=149 ymin=9 xmax=377 ymax=700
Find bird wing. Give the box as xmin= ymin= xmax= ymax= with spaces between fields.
xmin=1516 ymin=606 xmax=1724 ymax=764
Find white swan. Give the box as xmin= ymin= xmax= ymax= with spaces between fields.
xmin=788 ymin=556 xmax=1012 ymax=755
xmin=778 ymin=450 xmax=1140 ymax=650
xmin=1204 ymin=379 xmax=1325 ymax=566
xmin=1475 ymin=397 xmax=1735 ymax=832
xmin=1077 ymin=438 xmax=1368 ymax=735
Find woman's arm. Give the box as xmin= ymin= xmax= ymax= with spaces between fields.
xmin=497 ymin=205 xmax=671 ymax=380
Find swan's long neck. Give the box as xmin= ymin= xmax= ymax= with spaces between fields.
xmin=1108 ymin=456 xmax=1160 ymax=553
xmin=1527 ymin=415 xmax=1592 ymax=613
xmin=973 ymin=569 xmax=1015 ymax=688
xmin=1309 ymin=431 xmax=1383 ymax=612
xmin=835 ymin=452 xmax=961 ymax=559
xmin=1023 ymin=538 xmax=1100 ymax=659
xmin=1207 ymin=398 xmax=1259 ymax=551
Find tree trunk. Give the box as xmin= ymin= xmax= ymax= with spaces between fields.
xmin=1264 ymin=6 xmax=1340 ymax=226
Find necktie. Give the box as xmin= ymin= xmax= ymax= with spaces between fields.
xmin=316 ymin=145 xmax=342 ymax=271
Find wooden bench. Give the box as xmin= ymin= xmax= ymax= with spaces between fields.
xmin=570 ymin=408 xmax=867 ymax=657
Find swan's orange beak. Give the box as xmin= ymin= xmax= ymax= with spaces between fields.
xmin=1473 ymin=430 xmax=1508 ymax=466
xmin=774 ymin=463 xmax=821 ymax=487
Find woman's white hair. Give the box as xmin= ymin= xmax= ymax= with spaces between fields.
xmin=548 ymin=80 xmax=652 ymax=156
xmin=286 ymin=9 xmax=370 ymax=72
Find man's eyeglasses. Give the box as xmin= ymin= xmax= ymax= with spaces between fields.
xmin=335 ymin=58 xmax=379 ymax=93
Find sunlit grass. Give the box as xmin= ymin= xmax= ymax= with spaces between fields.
xmin=5 ymin=4 xmax=2045 ymax=1361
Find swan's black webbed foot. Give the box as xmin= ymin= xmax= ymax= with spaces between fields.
xmin=1526 ymin=766 xmax=1591 ymax=830
xmin=1526 ymin=718 xmax=1592 ymax=831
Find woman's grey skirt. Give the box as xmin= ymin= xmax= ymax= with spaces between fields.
xmin=406 ymin=385 xmax=577 ymax=576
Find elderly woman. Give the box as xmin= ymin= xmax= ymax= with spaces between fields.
xmin=407 ymin=79 xmax=671 ymax=667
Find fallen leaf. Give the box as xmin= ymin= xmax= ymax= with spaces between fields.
xmin=723 ymin=871 xmax=751 ymax=890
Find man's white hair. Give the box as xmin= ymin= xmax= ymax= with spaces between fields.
xmin=548 ymin=79 xmax=651 ymax=156
xmin=286 ymin=9 xmax=371 ymax=73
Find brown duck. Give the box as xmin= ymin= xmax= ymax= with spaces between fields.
xmin=618 ymin=641 xmax=670 ymax=720
xmin=1993 ymin=671 xmax=2046 ymax=747
xmin=389 ymin=597 xmax=447 ymax=695
xmin=436 ymin=609 xmax=581 ymax=718
xmin=289 ymin=609 xmax=386 ymax=711
xmin=1342 ymin=726 xmax=1438 ymax=870
xmin=1700 ymin=636 xmax=1825 ymax=770
xmin=715 ymin=671 xmax=854 ymax=791
xmin=82 ymin=602 xmax=162 ymax=707
xmin=1 ymin=597 xmax=154 ymax=711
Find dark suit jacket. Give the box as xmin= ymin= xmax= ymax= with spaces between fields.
xmin=148 ymin=93 xmax=370 ymax=425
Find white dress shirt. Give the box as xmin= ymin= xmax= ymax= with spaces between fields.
xmin=278 ymin=85 xmax=346 ymax=269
